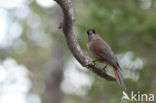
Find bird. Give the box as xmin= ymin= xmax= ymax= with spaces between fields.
xmin=87 ymin=28 xmax=126 ymax=88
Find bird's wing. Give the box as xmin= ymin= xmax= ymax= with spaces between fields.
xmin=92 ymin=40 xmax=126 ymax=88
xmin=92 ymin=39 xmax=119 ymax=67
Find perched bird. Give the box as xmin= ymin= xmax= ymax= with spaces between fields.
xmin=87 ymin=28 xmax=126 ymax=88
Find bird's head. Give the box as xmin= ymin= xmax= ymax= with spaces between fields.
xmin=87 ymin=28 xmax=98 ymax=41
xmin=87 ymin=28 xmax=97 ymax=36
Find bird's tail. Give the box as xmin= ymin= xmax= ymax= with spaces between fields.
xmin=111 ymin=66 xmax=126 ymax=89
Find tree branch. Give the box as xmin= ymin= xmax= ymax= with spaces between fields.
xmin=54 ymin=0 xmax=116 ymax=81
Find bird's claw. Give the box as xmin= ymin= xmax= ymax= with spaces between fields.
xmin=92 ymin=60 xmax=96 ymax=66
xmin=102 ymin=65 xmax=107 ymax=71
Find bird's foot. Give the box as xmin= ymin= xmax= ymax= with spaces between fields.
xmin=102 ymin=65 xmax=107 ymax=72
xmin=92 ymin=60 xmax=96 ymax=66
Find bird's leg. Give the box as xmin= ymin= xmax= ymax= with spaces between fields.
xmin=92 ymin=60 xmax=97 ymax=66
xmin=102 ymin=65 xmax=107 ymax=71
xmin=92 ymin=60 xmax=96 ymax=63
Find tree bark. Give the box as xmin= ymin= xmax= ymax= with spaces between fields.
xmin=54 ymin=0 xmax=116 ymax=81
xmin=43 ymin=42 xmax=65 ymax=103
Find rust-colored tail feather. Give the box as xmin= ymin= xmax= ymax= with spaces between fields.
xmin=112 ymin=66 xmax=126 ymax=89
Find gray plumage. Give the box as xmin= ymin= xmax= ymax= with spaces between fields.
xmin=87 ymin=28 xmax=126 ymax=88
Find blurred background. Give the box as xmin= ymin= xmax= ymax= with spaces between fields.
xmin=0 ymin=0 xmax=156 ymax=103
